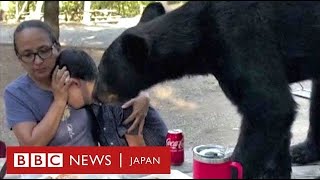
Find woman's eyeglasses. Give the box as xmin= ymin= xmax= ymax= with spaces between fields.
xmin=18 ymin=45 xmax=54 ymax=63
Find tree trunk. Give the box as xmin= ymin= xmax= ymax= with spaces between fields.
xmin=14 ymin=1 xmax=28 ymax=22
xmin=44 ymin=1 xmax=60 ymax=40
xmin=26 ymin=1 xmax=30 ymax=12
xmin=0 ymin=1 xmax=9 ymax=21
xmin=33 ymin=1 xmax=44 ymax=18
xmin=15 ymin=2 xmax=19 ymax=21
xmin=82 ymin=1 xmax=91 ymax=25
xmin=0 ymin=1 xmax=9 ymax=12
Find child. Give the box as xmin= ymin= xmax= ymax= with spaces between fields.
xmin=55 ymin=48 xmax=168 ymax=146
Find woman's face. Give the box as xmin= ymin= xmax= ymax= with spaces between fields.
xmin=15 ymin=28 xmax=59 ymax=81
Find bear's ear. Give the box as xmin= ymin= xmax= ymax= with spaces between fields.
xmin=121 ymin=33 xmax=150 ymax=67
xmin=139 ymin=2 xmax=166 ymax=24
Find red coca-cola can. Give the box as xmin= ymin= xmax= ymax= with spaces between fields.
xmin=166 ymin=129 xmax=184 ymax=166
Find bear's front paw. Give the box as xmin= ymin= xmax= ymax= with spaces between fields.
xmin=243 ymin=160 xmax=291 ymax=179
xmin=290 ymin=140 xmax=320 ymax=165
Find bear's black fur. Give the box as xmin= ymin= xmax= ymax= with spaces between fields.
xmin=95 ymin=1 xmax=320 ymax=178
xmin=139 ymin=2 xmax=166 ymax=24
xmin=93 ymin=2 xmax=166 ymax=102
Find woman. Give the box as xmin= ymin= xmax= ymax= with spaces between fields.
xmin=3 ymin=20 xmax=151 ymax=146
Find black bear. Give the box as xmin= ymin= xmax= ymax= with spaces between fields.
xmin=95 ymin=1 xmax=320 ymax=179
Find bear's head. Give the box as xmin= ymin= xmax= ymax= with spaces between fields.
xmin=94 ymin=2 xmax=166 ymax=102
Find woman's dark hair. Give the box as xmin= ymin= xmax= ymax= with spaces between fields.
xmin=56 ymin=48 xmax=98 ymax=81
xmin=13 ymin=20 xmax=61 ymax=55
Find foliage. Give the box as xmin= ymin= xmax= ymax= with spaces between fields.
xmin=6 ymin=1 xmax=20 ymax=19
xmin=60 ymin=1 xmax=84 ymax=21
xmin=3 ymin=1 xmax=187 ymax=22
xmin=91 ymin=1 xmax=155 ymax=17
xmin=5 ymin=1 xmax=37 ymax=20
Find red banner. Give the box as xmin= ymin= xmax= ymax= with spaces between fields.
xmin=6 ymin=146 xmax=171 ymax=174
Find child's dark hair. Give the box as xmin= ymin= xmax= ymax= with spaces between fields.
xmin=56 ymin=48 xmax=98 ymax=81
xmin=13 ymin=20 xmax=61 ymax=55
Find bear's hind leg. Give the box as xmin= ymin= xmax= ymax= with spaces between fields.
xmin=218 ymin=68 xmax=297 ymax=178
xmin=291 ymin=79 xmax=320 ymax=164
xmin=230 ymin=91 xmax=296 ymax=178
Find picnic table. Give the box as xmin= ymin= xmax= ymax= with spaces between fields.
xmin=88 ymin=9 xmax=122 ymax=24
xmin=19 ymin=12 xmax=66 ymax=22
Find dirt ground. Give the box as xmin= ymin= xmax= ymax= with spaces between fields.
xmin=0 ymin=44 xmax=311 ymax=152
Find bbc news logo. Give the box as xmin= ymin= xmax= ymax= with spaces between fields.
xmin=13 ymin=152 xmax=112 ymax=168
xmin=6 ymin=146 xmax=170 ymax=174
xmin=14 ymin=153 xmax=63 ymax=167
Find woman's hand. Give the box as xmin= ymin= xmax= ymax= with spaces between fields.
xmin=12 ymin=66 xmax=73 ymax=146
xmin=51 ymin=66 xmax=71 ymax=105
xmin=122 ymin=91 xmax=150 ymax=135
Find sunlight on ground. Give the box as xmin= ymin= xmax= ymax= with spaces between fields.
xmin=84 ymin=42 xmax=104 ymax=46
xmin=81 ymin=36 xmax=96 ymax=41
xmin=65 ymin=26 xmax=75 ymax=31
xmin=114 ymin=16 xmax=140 ymax=28
xmin=153 ymin=85 xmax=173 ymax=99
xmin=151 ymin=85 xmax=198 ymax=110
xmin=83 ymin=26 xmax=108 ymax=31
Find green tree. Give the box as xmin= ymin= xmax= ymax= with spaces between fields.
xmin=60 ymin=1 xmax=83 ymax=21
xmin=14 ymin=1 xmax=28 ymax=22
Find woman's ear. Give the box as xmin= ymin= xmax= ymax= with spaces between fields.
xmin=53 ymin=44 xmax=61 ymax=57
xmin=54 ymin=42 xmax=61 ymax=52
